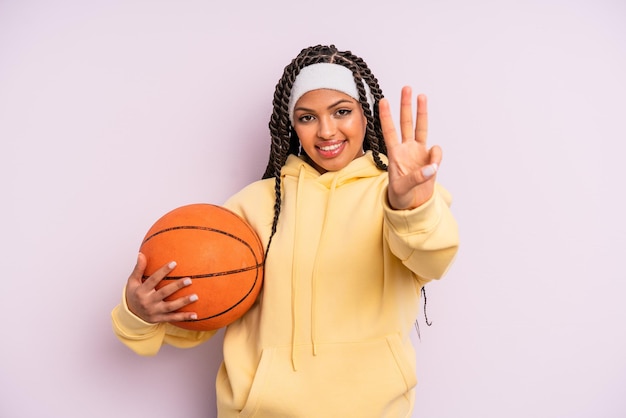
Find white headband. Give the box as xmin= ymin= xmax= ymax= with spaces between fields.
xmin=288 ymin=62 xmax=374 ymax=124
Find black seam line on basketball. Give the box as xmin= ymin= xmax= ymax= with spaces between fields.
xmin=142 ymin=225 xmax=258 ymax=252
xmin=142 ymin=224 xmax=264 ymax=267
xmin=183 ymin=266 xmax=261 ymax=322
xmin=141 ymin=263 xmax=262 ymax=281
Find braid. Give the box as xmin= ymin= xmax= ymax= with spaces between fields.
xmin=261 ymin=45 xmax=389 ymax=258
xmin=329 ymin=50 xmax=388 ymax=171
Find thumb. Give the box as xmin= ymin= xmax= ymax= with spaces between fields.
xmin=420 ymin=163 xmax=438 ymax=179
xmin=420 ymin=145 xmax=442 ymax=179
xmin=128 ymin=252 xmax=147 ymax=285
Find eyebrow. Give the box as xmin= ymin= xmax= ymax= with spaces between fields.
xmin=294 ymin=99 xmax=355 ymax=113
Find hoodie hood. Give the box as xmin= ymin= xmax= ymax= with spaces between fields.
xmin=281 ymin=151 xmax=387 ymax=189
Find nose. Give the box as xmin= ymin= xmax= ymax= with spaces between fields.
xmin=317 ymin=116 xmax=336 ymax=139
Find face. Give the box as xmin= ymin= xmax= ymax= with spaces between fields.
xmin=292 ymin=89 xmax=367 ymax=173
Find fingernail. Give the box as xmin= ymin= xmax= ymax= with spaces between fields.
xmin=421 ymin=163 xmax=438 ymax=178
xmin=190 ymin=313 xmax=198 ymax=320
xmin=183 ymin=278 xmax=192 ymax=286
xmin=168 ymin=261 xmax=177 ymax=269
xmin=189 ymin=294 xmax=199 ymax=302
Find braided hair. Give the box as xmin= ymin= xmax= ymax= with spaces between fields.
xmin=261 ymin=44 xmax=388 ymax=257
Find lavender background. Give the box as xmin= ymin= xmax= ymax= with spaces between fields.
xmin=2 ymin=0 xmax=625 ymax=417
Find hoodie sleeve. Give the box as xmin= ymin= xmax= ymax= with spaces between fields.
xmin=110 ymin=181 xmax=277 ymax=357
xmin=111 ymin=288 xmax=217 ymax=356
xmin=382 ymin=183 xmax=459 ymax=285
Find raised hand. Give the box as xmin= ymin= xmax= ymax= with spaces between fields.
xmin=379 ymin=86 xmax=441 ymax=210
xmin=125 ymin=253 xmax=199 ymax=323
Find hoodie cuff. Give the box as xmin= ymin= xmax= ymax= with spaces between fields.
xmin=111 ymin=288 xmax=161 ymax=336
xmin=382 ymin=186 xmax=444 ymax=235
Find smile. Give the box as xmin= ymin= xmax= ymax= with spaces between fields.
xmin=317 ymin=141 xmax=345 ymax=152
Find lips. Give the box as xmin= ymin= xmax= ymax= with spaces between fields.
xmin=316 ymin=140 xmax=346 ymax=158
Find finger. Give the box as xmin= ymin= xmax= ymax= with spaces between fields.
xmin=160 ymin=308 xmax=199 ymax=323
xmin=415 ymin=94 xmax=428 ymax=145
xmin=128 ymin=253 xmax=148 ymax=286
xmin=129 ymin=276 xmax=197 ymax=323
xmin=419 ymin=145 xmax=442 ymax=180
xmin=141 ymin=260 xmax=178 ymax=291
xmin=157 ymin=283 xmax=199 ymax=323
xmin=429 ymin=144 xmax=442 ymax=167
xmin=400 ymin=86 xmax=414 ymax=142
xmin=378 ymin=98 xmax=399 ymax=151
xmin=155 ymin=276 xmax=194 ymax=300
xmin=162 ymin=292 xmax=199 ymax=317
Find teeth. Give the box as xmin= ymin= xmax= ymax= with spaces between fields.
xmin=319 ymin=143 xmax=342 ymax=151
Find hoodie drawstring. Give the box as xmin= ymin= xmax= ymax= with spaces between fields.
xmin=309 ymin=174 xmax=339 ymax=356
xmin=290 ymin=166 xmax=306 ymax=370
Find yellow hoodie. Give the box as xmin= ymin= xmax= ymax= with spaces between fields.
xmin=112 ymin=151 xmax=459 ymax=418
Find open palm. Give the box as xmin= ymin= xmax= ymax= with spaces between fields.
xmin=379 ymin=86 xmax=442 ymax=210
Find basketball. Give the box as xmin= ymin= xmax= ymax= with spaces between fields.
xmin=139 ymin=203 xmax=264 ymax=331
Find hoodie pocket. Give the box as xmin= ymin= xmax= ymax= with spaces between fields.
xmin=238 ymin=347 xmax=276 ymax=418
xmin=239 ymin=334 xmax=417 ymax=418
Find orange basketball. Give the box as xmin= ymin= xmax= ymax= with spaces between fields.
xmin=139 ymin=203 xmax=264 ymax=331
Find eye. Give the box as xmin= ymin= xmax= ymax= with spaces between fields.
xmin=297 ymin=114 xmax=315 ymax=123
xmin=335 ymin=108 xmax=353 ymax=117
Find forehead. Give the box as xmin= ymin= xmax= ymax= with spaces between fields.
xmin=294 ymin=89 xmax=358 ymax=108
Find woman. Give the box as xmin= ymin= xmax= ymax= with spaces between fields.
xmin=112 ymin=44 xmax=459 ymax=417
